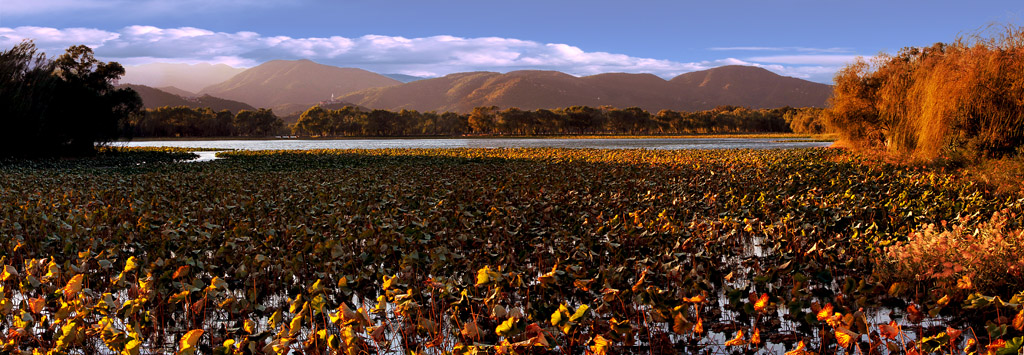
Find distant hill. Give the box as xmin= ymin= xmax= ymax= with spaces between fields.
xmin=199 ymin=59 xmax=402 ymax=114
xmin=121 ymin=63 xmax=245 ymax=93
xmin=121 ymin=84 xmax=255 ymax=113
xmin=383 ymin=74 xmax=429 ymax=83
xmin=669 ymin=65 xmax=832 ymax=109
xmin=157 ymin=86 xmax=196 ymax=97
xmin=338 ymin=65 xmax=832 ymax=113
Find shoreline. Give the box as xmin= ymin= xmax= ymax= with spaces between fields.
xmin=117 ymin=132 xmax=837 ymax=142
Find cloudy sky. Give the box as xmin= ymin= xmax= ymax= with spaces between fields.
xmin=1 ymin=0 xmax=1021 ymax=83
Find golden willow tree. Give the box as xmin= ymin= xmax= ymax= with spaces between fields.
xmin=826 ymin=25 xmax=1024 ymax=159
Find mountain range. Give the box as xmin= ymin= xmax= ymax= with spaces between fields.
xmin=198 ymin=60 xmax=402 ymax=114
xmin=120 ymin=84 xmax=255 ymax=113
xmin=121 ymin=59 xmax=833 ymax=116
xmin=120 ymin=63 xmax=245 ymax=93
xmin=337 ymin=66 xmax=831 ymax=113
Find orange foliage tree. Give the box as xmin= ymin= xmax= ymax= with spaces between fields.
xmin=825 ymin=24 xmax=1024 ymax=159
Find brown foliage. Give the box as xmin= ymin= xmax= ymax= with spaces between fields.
xmin=826 ymin=24 xmax=1024 ymax=159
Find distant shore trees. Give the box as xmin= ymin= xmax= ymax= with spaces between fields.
xmin=1 ymin=41 xmax=141 ymax=156
xmin=826 ymin=24 xmax=1024 ymax=159
xmin=290 ymin=105 xmax=826 ymax=137
xmin=127 ymin=107 xmax=285 ymax=137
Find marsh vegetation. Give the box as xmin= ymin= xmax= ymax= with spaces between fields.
xmin=1 ymin=148 xmax=1022 ymax=354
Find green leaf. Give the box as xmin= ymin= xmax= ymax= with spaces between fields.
xmin=987 ymin=322 xmax=1008 ymax=339
xmin=996 ymin=336 xmax=1024 ymax=355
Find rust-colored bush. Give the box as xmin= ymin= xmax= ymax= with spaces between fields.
xmin=826 ymin=24 xmax=1024 ymax=159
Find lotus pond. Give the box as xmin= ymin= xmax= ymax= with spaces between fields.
xmin=1 ymin=147 xmax=1022 ymax=354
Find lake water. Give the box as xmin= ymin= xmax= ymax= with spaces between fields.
xmin=118 ymin=137 xmax=831 ymax=152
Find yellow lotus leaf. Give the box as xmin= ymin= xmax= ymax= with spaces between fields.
xmin=382 ymin=274 xmax=397 ymax=290
xmin=1 ymin=265 xmax=17 ymax=281
xmin=835 ymin=327 xmax=855 ymax=348
xmin=1014 ymin=309 xmax=1023 ymax=331
xmin=672 ymin=311 xmax=692 ymax=334
xmin=44 ymin=261 xmax=60 ymax=281
xmin=754 ymin=293 xmax=769 ymax=313
xmin=169 ymin=290 xmax=193 ymax=305
xmin=327 ymin=334 xmax=341 ymax=350
xmin=495 ymin=317 xmax=517 ymax=337
xmin=269 ymin=310 xmax=283 ymax=329
xmin=538 ymin=264 xmax=558 ymax=286
xmin=288 ymin=294 xmax=304 ymax=313
xmin=124 ymin=256 xmax=139 ymax=273
xmin=27 ymin=296 xmax=45 ymax=314
xmin=123 ymin=339 xmax=141 ymax=355
xmin=682 ymin=294 xmax=705 ymax=303
xmin=815 ymin=303 xmax=833 ymax=322
xmin=308 ymin=279 xmax=324 ymax=294
xmin=590 ymin=335 xmax=611 ymax=355
xmin=879 ymin=320 xmax=900 ymax=339
xmin=785 ymin=341 xmax=809 ymax=355
xmin=243 ymin=319 xmax=256 ymax=334
xmin=724 ymin=329 xmax=746 ymax=346
xmin=957 ymin=275 xmax=973 ymax=290
xmin=63 ymin=274 xmax=84 ymax=299
xmin=476 ymin=265 xmax=501 ymax=286
xmin=179 ymin=329 xmax=204 ymax=350
xmin=209 ymin=276 xmax=227 ymax=291
xmin=139 ymin=273 xmax=153 ymax=294
xmin=550 ymin=304 xmax=568 ymax=326
xmin=218 ymin=297 xmax=235 ymax=309
xmin=172 ymin=265 xmax=190 ymax=279
xmin=289 ymin=315 xmax=303 ymax=337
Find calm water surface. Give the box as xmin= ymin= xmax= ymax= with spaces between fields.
xmin=120 ymin=137 xmax=831 ymax=152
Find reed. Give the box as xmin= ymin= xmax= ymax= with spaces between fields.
xmin=827 ymin=24 xmax=1024 ymax=160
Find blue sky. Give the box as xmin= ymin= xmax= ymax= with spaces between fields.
xmin=1 ymin=0 xmax=1021 ymax=82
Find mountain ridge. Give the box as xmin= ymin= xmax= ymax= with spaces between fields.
xmin=336 ymin=65 xmax=832 ymax=113
xmin=136 ymin=60 xmax=833 ymax=115
xmin=121 ymin=63 xmax=245 ymax=93
xmin=198 ymin=59 xmax=402 ymax=113
xmin=120 ymin=84 xmax=255 ymax=113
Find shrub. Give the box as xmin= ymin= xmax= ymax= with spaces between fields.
xmin=826 ymin=24 xmax=1024 ymax=160
xmin=884 ymin=210 xmax=1024 ymax=293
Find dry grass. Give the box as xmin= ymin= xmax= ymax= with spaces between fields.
xmin=827 ymin=24 xmax=1024 ymax=160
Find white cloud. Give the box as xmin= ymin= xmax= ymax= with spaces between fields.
xmin=0 ymin=26 xmax=119 ymax=49
xmin=0 ymin=25 xmax=844 ymax=83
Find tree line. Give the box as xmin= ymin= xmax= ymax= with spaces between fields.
xmin=1 ymin=42 xmax=140 ymax=156
xmin=128 ymin=106 xmax=284 ymax=137
xmin=127 ymin=104 xmax=827 ymax=138
xmin=826 ymin=24 xmax=1024 ymax=159
xmin=291 ymin=105 xmax=827 ymax=137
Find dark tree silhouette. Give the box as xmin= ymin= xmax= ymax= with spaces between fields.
xmin=1 ymin=41 xmax=141 ymax=156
